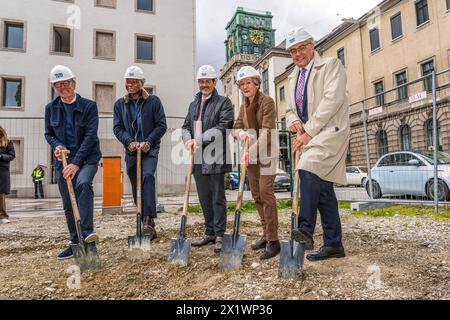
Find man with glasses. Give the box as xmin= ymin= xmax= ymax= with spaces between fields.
xmin=44 ymin=65 xmax=102 ymax=260
xmin=285 ymin=28 xmax=350 ymax=261
xmin=113 ymin=66 xmax=167 ymax=240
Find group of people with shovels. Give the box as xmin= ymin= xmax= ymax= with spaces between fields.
xmin=44 ymin=26 xmax=349 ymax=275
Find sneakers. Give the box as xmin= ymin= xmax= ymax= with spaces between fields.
xmin=0 ymin=219 xmax=10 ymax=225
xmin=214 ymin=236 xmax=223 ymax=254
xmin=57 ymin=247 xmax=74 ymax=260
xmin=84 ymin=233 xmax=99 ymax=244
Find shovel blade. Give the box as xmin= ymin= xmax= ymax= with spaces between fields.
xmin=219 ymin=233 xmax=247 ymax=270
xmin=128 ymin=235 xmax=151 ymax=251
xmin=71 ymin=242 xmax=101 ymax=272
xmin=278 ymin=240 xmax=305 ymax=279
xmin=168 ymin=238 xmax=191 ymax=266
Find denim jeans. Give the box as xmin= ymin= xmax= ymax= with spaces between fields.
xmin=57 ymin=164 xmax=98 ymax=244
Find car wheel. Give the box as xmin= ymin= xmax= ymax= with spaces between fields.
xmin=361 ymin=177 xmax=367 ymax=187
xmin=365 ymin=180 xmax=382 ymax=199
xmin=426 ymin=179 xmax=449 ymax=201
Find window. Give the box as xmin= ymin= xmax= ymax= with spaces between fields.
xmin=2 ymin=20 xmax=25 ymax=50
xmin=93 ymin=82 xmax=115 ymax=113
xmin=95 ymin=0 xmax=116 ymax=8
xmin=280 ymin=86 xmax=285 ymax=102
xmin=395 ymin=71 xmax=408 ymax=100
xmin=254 ymin=47 xmax=260 ymax=55
xmin=1 ymin=77 xmax=24 ymax=109
xmin=346 ymin=149 xmax=352 ymax=166
xmin=10 ymin=139 xmax=24 ymax=174
xmin=379 ymin=154 xmax=394 ymax=167
xmin=369 ymin=28 xmax=380 ymax=52
xmin=447 ymin=0 xmax=450 ymax=10
xmin=136 ymin=34 xmax=154 ymax=63
xmin=94 ymin=30 xmax=115 ymax=60
xmin=415 ymin=0 xmax=429 ymax=26
xmin=144 ymin=86 xmax=155 ymax=95
xmin=337 ymin=47 xmax=345 ymax=66
xmin=377 ymin=130 xmax=389 ymax=157
xmin=421 ymin=60 xmax=434 ymax=92
xmin=136 ymin=0 xmax=154 ymax=13
xmin=390 ymin=13 xmax=403 ymax=40
xmin=425 ymin=119 xmax=443 ymax=151
xmin=51 ymin=25 xmax=72 ymax=55
xmin=399 ymin=125 xmax=411 ymax=151
xmin=374 ymin=81 xmax=384 ymax=106
xmin=262 ymin=70 xmax=269 ymax=95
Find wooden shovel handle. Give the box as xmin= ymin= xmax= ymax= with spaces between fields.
xmin=182 ymin=151 xmax=194 ymax=216
xmin=236 ymin=138 xmax=250 ymax=212
xmin=136 ymin=146 xmax=142 ymax=216
xmin=61 ymin=150 xmax=81 ymax=223
xmin=292 ymin=133 xmax=302 ymax=213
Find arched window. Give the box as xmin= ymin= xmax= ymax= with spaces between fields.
xmin=377 ymin=130 xmax=389 ymax=157
xmin=425 ymin=119 xmax=442 ymax=151
xmin=399 ymin=125 xmax=411 ymax=151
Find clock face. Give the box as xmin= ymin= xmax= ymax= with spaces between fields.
xmin=250 ymin=30 xmax=264 ymax=45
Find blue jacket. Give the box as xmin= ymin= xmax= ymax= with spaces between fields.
xmin=113 ymin=92 xmax=167 ymax=158
xmin=44 ymin=94 xmax=102 ymax=169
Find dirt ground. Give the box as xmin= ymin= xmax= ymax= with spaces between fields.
xmin=0 ymin=205 xmax=449 ymax=300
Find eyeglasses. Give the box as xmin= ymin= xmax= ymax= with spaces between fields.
xmin=126 ymin=80 xmax=142 ymax=86
xmin=289 ymin=43 xmax=312 ymax=56
xmin=54 ymin=80 xmax=72 ymax=89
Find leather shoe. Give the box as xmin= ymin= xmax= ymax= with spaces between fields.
xmin=306 ymin=246 xmax=345 ymax=262
xmin=292 ymin=229 xmax=314 ymax=250
xmin=251 ymin=236 xmax=267 ymax=251
xmin=260 ymin=240 xmax=280 ymax=260
xmin=214 ymin=236 xmax=223 ymax=254
xmin=142 ymin=216 xmax=157 ymax=240
xmin=192 ymin=235 xmax=216 ymax=247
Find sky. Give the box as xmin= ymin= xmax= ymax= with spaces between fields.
xmin=195 ymin=0 xmax=381 ymax=87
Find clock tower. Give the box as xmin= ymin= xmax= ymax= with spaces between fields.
xmin=225 ymin=7 xmax=275 ymax=62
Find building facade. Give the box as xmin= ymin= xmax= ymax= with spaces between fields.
xmin=0 ymin=0 xmax=196 ymax=196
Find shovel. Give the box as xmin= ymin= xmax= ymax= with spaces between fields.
xmin=128 ymin=147 xmax=151 ymax=252
xmin=61 ymin=150 xmax=101 ymax=271
xmin=278 ymin=134 xmax=305 ymax=279
xmin=167 ymin=151 xmax=194 ymax=266
xmin=219 ymin=138 xmax=249 ymax=270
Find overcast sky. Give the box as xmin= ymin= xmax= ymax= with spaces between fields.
xmin=195 ymin=0 xmax=381 ymax=86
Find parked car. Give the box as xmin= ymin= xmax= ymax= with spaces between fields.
xmin=345 ymin=166 xmax=368 ymax=186
xmin=225 ymin=172 xmax=249 ymax=190
xmin=274 ymin=168 xmax=291 ymax=192
xmin=365 ymin=150 xmax=450 ymax=201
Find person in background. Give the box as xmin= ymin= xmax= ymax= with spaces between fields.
xmin=32 ymin=164 xmax=45 ymax=199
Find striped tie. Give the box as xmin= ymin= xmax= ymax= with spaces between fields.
xmin=295 ymin=68 xmax=307 ymax=117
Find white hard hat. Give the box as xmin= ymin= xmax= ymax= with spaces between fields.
xmin=50 ymin=65 xmax=76 ymax=84
xmin=124 ymin=66 xmax=145 ymax=80
xmin=286 ymin=27 xmax=314 ymax=50
xmin=196 ymin=65 xmax=217 ymax=80
xmin=236 ymin=66 xmax=261 ymax=83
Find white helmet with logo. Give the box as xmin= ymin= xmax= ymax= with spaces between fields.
xmin=196 ymin=65 xmax=217 ymax=80
xmin=285 ymin=27 xmax=314 ymax=50
xmin=50 ymin=65 xmax=76 ymax=84
xmin=124 ymin=66 xmax=145 ymax=80
xmin=236 ymin=66 xmax=261 ymax=83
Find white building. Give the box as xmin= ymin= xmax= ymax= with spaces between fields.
xmin=0 ymin=0 xmax=196 ymax=197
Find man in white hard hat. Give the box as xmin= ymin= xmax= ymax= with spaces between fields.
xmin=182 ymin=65 xmax=234 ymax=254
xmin=285 ymin=27 xmax=350 ymax=261
xmin=113 ymin=66 xmax=167 ymax=240
xmin=44 ymin=65 xmax=102 ymax=260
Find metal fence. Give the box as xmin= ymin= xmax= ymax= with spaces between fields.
xmin=345 ymin=68 xmax=450 ymax=211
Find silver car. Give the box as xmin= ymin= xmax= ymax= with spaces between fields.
xmin=366 ymin=150 xmax=450 ymax=201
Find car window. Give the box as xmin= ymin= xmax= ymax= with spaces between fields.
xmin=410 ymin=155 xmax=425 ymax=166
xmin=396 ymin=153 xmax=413 ymax=166
xmin=346 ymin=167 xmax=353 ymax=173
xmin=378 ymin=154 xmax=393 ymax=167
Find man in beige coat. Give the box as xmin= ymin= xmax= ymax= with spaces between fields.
xmin=285 ymin=27 xmax=349 ymax=261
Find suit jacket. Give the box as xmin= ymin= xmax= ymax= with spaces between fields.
xmin=286 ymin=52 xmax=349 ymax=184
xmin=234 ymin=90 xmax=279 ymax=174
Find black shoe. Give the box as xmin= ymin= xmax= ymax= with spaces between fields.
xmin=292 ymin=229 xmax=314 ymax=250
xmin=251 ymin=236 xmax=267 ymax=251
xmin=142 ymin=217 xmax=157 ymax=240
xmin=260 ymin=241 xmax=280 ymax=260
xmin=57 ymin=247 xmax=74 ymax=260
xmin=306 ymin=246 xmax=345 ymax=262
xmin=192 ymin=235 xmax=216 ymax=247
xmin=214 ymin=236 xmax=223 ymax=254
